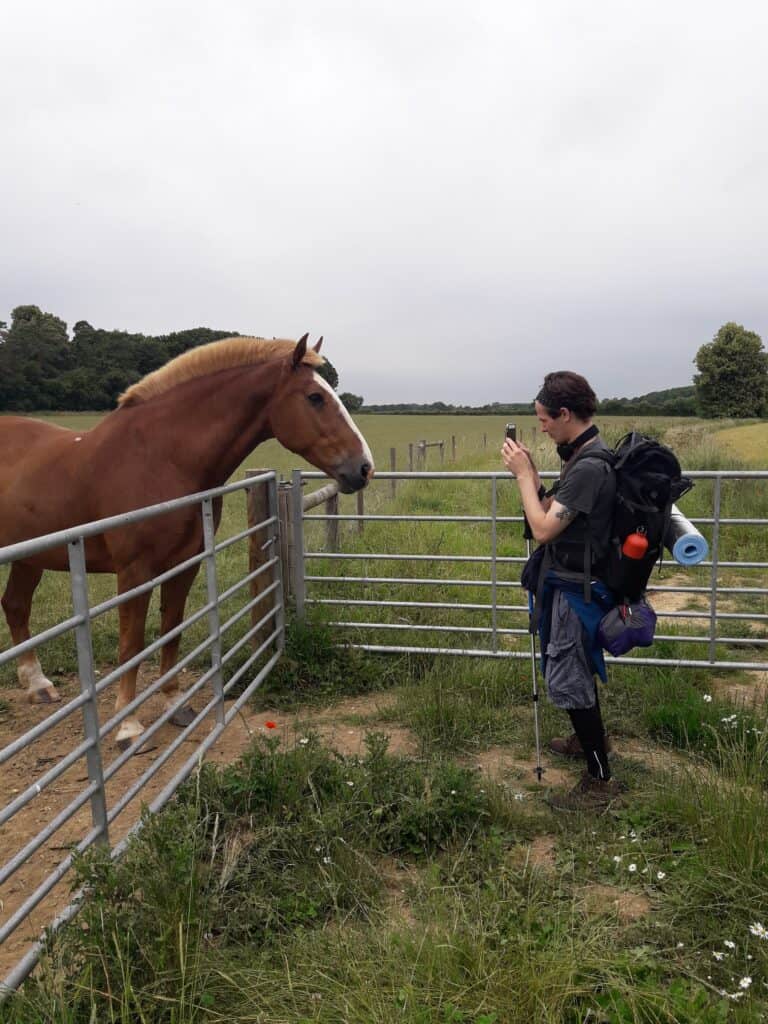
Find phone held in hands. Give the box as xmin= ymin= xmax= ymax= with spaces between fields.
xmin=504 ymin=423 xmax=516 ymax=443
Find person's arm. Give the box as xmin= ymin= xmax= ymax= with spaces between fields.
xmin=514 ymin=470 xmax=576 ymax=543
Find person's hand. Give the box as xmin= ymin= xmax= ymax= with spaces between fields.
xmin=501 ymin=438 xmax=534 ymax=479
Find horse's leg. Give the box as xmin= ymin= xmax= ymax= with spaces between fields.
xmin=114 ymin=581 xmax=152 ymax=751
xmin=1 ymin=562 xmax=60 ymax=704
xmin=159 ymin=564 xmax=201 ymax=728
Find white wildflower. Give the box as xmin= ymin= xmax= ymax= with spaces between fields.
xmin=739 ymin=977 xmax=752 ymax=990
xmin=657 ymin=871 xmax=666 ymax=880
xmin=322 ymin=856 xmax=332 ymax=865
xmin=703 ymin=693 xmax=713 ymax=702
xmin=628 ymin=863 xmax=637 ymax=873
xmin=713 ymin=952 xmax=725 ymax=961
xmin=749 ymin=922 xmax=768 ymax=940
xmin=299 ymin=737 xmax=310 ymax=745
xmin=346 ymin=781 xmax=355 ymax=787
xmin=613 ymin=855 xmax=622 ymax=863
xmin=724 ymin=940 xmax=736 ymax=949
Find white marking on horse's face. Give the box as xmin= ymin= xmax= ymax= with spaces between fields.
xmin=312 ymin=372 xmax=373 ymax=467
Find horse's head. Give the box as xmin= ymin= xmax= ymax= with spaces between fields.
xmin=269 ymin=335 xmax=374 ymax=493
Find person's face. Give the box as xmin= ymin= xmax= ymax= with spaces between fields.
xmin=534 ymin=400 xmax=573 ymax=444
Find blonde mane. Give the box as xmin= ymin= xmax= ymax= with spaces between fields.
xmin=118 ymin=337 xmax=324 ymax=406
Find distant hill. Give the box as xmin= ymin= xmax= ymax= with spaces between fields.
xmin=362 ymin=386 xmax=697 ymax=416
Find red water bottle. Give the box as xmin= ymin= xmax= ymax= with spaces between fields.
xmin=622 ymin=528 xmax=649 ymax=559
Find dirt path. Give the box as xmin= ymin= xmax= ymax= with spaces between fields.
xmin=0 ymin=679 xmax=696 ymax=980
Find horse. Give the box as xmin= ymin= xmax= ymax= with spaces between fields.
xmin=0 ymin=334 xmax=373 ymax=749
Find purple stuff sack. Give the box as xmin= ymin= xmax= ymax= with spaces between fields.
xmin=598 ymin=598 xmax=657 ymax=657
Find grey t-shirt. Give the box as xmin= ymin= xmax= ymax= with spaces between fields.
xmin=548 ymin=437 xmax=615 ymax=577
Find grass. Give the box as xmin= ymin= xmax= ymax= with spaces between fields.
xmin=4 ymin=618 xmax=768 ymax=1021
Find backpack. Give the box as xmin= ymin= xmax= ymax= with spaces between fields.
xmin=583 ymin=432 xmax=692 ymax=600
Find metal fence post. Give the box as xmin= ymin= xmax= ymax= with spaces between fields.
xmin=708 ymin=476 xmax=722 ymax=664
xmin=67 ymin=538 xmax=109 ymax=846
xmin=490 ymin=478 xmax=498 ymax=652
xmin=201 ymin=498 xmax=225 ymax=723
xmin=291 ymin=469 xmax=307 ymax=618
xmin=278 ymin=481 xmax=293 ymax=600
xmin=267 ymin=475 xmax=286 ymax=652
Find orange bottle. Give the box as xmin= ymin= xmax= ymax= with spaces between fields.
xmin=622 ymin=529 xmax=649 ymax=559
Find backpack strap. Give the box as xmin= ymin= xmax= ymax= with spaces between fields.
xmin=565 ymin=447 xmax=615 ymax=604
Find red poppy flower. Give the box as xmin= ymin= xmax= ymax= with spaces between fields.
xmin=264 ymin=721 xmax=277 ymax=729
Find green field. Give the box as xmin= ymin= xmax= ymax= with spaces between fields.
xmin=3 ymin=411 xmax=720 ymax=480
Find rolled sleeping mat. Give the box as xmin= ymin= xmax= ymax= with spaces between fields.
xmin=665 ymin=504 xmax=709 ymax=565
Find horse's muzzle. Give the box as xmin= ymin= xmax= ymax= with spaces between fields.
xmin=336 ymin=457 xmax=374 ymax=493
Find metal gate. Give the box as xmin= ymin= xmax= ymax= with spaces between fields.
xmin=293 ymin=469 xmax=768 ymax=672
xmin=0 ymin=473 xmax=284 ymax=992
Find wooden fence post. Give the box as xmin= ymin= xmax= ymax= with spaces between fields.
xmin=408 ymin=443 xmax=414 ymax=472
xmin=357 ymin=489 xmax=365 ymax=534
xmin=390 ymin=447 xmax=396 ymax=499
xmin=439 ymin=442 xmax=444 ymax=465
xmin=325 ymin=491 xmax=339 ymax=551
xmin=451 ymin=435 xmax=456 ymax=461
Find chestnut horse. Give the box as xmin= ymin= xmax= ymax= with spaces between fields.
xmin=0 ymin=335 xmax=373 ymax=748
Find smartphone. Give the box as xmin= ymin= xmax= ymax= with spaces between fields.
xmin=504 ymin=422 xmax=517 ymax=442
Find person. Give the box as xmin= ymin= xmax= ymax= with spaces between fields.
xmin=501 ymin=370 xmax=624 ymax=812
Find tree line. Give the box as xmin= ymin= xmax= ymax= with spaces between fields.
xmin=0 ymin=308 xmax=764 ymax=418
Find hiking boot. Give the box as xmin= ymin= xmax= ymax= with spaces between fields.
xmin=549 ymin=732 xmax=614 ymax=759
xmin=546 ymin=771 xmax=626 ymax=813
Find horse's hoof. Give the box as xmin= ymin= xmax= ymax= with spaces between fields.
xmin=116 ymin=735 xmax=135 ymax=752
xmin=170 ymin=705 xmax=196 ymax=728
xmin=28 ymin=686 xmax=61 ymax=705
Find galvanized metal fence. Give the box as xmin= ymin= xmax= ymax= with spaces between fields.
xmin=294 ymin=469 xmax=768 ymax=672
xmin=0 ymin=473 xmax=284 ymax=993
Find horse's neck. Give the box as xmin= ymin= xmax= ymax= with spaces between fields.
xmin=122 ymin=362 xmax=279 ymax=488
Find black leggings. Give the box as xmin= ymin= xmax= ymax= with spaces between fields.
xmin=567 ymin=692 xmax=610 ymax=779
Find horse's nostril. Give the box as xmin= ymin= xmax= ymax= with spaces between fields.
xmin=361 ymin=461 xmax=372 ymax=479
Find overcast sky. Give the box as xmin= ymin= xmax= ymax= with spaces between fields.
xmin=2 ymin=1 xmax=767 ymax=404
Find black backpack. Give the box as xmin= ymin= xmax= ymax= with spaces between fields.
xmin=584 ymin=432 xmax=692 ymax=600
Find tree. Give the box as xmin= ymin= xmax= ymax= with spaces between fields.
xmin=339 ymin=392 xmax=364 ymax=412
xmin=694 ymin=322 xmax=768 ymax=418
xmin=316 ymin=357 xmax=339 ymax=390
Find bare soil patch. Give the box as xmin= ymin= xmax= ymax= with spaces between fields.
xmin=468 ymin=745 xmax=574 ymax=791
xmin=616 ymin=738 xmax=687 ymax=774
xmin=0 ymin=685 xmax=420 ymax=979
xmin=651 ymin=573 xmax=708 ymax=615
xmin=710 ymin=671 xmax=768 ymax=709
xmin=580 ymin=883 xmax=651 ymax=922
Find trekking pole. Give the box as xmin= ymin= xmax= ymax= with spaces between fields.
xmin=524 ymin=518 xmax=544 ymax=783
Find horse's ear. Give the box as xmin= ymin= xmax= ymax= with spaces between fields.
xmin=292 ymin=333 xmax=309 ymax=369
xmin=312 ymin=336 xmax=323 ymax=354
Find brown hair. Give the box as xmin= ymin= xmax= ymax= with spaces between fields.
xmin=535 ymin=371 xmax=597 ymax=420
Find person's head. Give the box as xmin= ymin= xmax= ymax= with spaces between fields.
xmin=534 ymin=371 xmax=597 ymax=443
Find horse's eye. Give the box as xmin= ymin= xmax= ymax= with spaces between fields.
xmin=308 ymin=393 xmax=325 ymax=408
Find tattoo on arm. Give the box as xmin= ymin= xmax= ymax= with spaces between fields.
xmin=555 ymin=506 xmax=575 ymax=521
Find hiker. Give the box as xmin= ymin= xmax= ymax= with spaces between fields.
xmin=501 ymin=371 xmax=624 ymax=812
